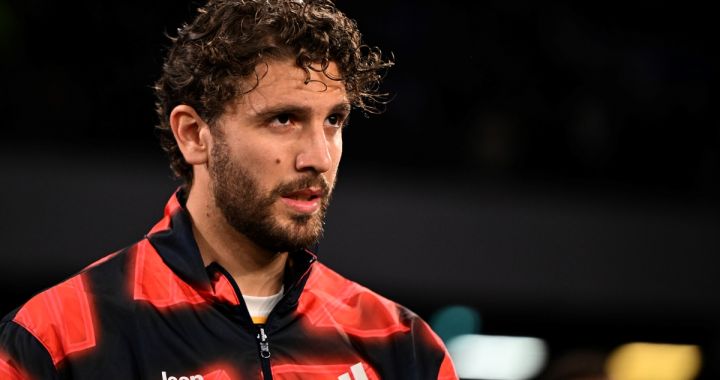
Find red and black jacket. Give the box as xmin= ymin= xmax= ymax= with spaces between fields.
xmin=0 ymin=190 xmax=457 ymax=379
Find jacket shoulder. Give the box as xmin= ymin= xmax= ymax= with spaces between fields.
xmin=301 ymin=263 xmax=458 ymax=379
xmin=301 ymin=262 xmax=418 ymax=337
xmin=1 ymin=248 xmax=131 ymax=369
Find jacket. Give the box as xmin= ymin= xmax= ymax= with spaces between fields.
xmin=0 ymin=190 xmax=457 ymax=379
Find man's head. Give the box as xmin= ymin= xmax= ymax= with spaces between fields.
xmin=154 ymin=0 xmax=391 ymax=252
xmin=201 ymin=58 xmax=348 ymax=252
xmin=155 ymin=0 xmax=391 ymax=183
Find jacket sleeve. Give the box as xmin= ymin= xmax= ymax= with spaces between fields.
xmin=408 ymin=313 xmax=458 ymax=380
xmin=0 ymin=312 xmax=59 ymax=380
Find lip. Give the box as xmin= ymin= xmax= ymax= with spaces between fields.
xmin=280 ymin=197 xmax=321 ymax=214
xmin=280 ymin=187 xmax=324 ymax=214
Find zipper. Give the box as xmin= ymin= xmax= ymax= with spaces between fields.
xmin=254 ymin=255 xmax=315 ymax=380
xmin=256 ymin=326 xmax=273 ymax=379
xmin=209 ymin=253 xmax=317 ymax=380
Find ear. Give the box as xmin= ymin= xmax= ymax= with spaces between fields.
xmin=169 ymin=105 xmax=213 ymax=166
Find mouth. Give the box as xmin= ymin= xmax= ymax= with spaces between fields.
xmin=279 ymin=187 xmax=324 ymax=214
xmin=282 ymin=187 xmax=324 ymax=201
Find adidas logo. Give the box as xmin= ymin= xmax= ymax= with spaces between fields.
xmin=337 ymin=362 xmax=369 ymax=380
xmin=161 ymin=371 xmax=203 ymax=380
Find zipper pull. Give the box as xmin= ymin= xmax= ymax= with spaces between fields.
xmin=257 ymin=327 xmax=271 ymax=359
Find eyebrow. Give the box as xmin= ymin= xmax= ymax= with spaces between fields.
xmin=252 ymin=102 xmax=352 ymax=120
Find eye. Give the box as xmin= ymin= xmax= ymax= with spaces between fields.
xmin=326 ymin=113 xmax=347 ymax=129
xmin=269 ymin=113 xmax=293 ymax=128
xmin=275 ymin=113 xmax=291 ymax=125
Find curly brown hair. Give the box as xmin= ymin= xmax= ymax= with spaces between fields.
xmin=154 ymin=0 xmax=393 ymax=183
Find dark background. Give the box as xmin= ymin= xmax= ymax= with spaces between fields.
xmin=1 ymin=0 xmax=718 ymax=378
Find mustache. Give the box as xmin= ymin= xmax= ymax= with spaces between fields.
xmin=272 ymin=175 xmax=331 ymax=198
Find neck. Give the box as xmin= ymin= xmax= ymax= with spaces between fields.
xmin=185 ymin=183 xmax=287 ymax=297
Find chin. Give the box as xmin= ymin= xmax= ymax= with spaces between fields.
xmin=277 ymin=216 xmax=324 ymax=247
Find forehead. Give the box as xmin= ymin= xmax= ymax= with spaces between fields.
xmin=236 ymin=58 xmax=348 ymax=111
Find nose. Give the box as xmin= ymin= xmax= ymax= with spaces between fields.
xmin=295 ymin=124 xmax=333 ymax=174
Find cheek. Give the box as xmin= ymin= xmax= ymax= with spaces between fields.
xmin=331 ymin=132 xmax=343 ymax=161
xmin=328 ymin=137 xmax=343 ymax=182
xmin=231 ymin=142 xmax=284 ymax=183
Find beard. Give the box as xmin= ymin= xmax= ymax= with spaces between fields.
xmin=209 ymin=138 xmax=333 ymax=253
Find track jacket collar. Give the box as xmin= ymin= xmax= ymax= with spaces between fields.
xmin=145 ymin=187 xmax=317 ymax=309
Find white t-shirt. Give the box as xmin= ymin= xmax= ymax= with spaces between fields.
xmin=242 ymin=286 xmax=284 ymax=324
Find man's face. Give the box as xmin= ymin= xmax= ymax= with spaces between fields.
xmin=208 ymin=58 xmax=348 ymax=253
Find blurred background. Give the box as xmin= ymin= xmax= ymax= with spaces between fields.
xmin=1 ymin=0 xmax=718 ymax=378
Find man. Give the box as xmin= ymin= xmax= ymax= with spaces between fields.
xmin=0 ymin=0 xmax=457 ymax=378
